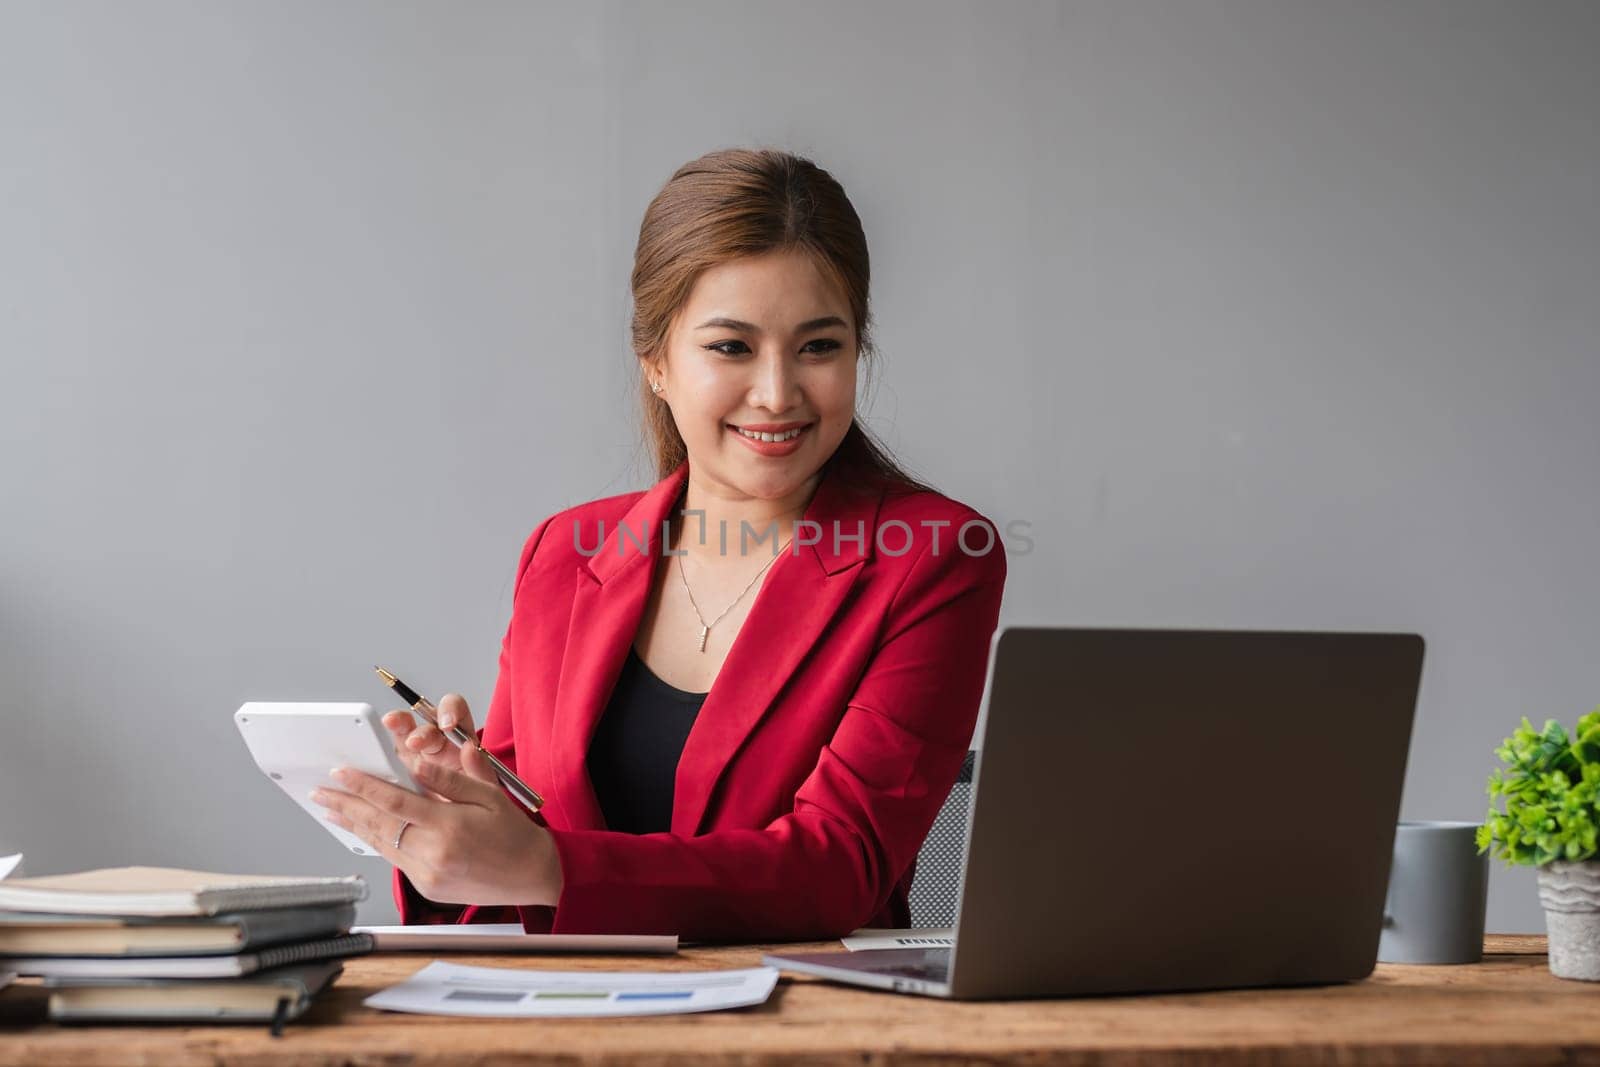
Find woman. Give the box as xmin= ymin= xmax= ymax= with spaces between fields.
xmin=310 ymin=148 xmax=1008 ymax=940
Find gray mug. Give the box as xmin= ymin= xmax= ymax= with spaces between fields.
xmin=1377 ymin=820 xmax=1489 ymax=964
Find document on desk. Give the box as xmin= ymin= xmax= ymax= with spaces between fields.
xmin=351 ymin=924 xmax=677 ymax=954
xmin=364 ymin=961 xmax=778 ymax=1017
xmin=841 ymin=927 xmax=954 ymax=951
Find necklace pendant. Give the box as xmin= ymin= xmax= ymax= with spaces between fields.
xmin=697 ymin=625 xmax=709 ymax=653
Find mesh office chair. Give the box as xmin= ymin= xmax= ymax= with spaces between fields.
xmin=906 ymin=750 xmax=977 ymax=928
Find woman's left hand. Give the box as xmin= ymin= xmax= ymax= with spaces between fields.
xmin=310 ymin=737 xmax=562 ymax=908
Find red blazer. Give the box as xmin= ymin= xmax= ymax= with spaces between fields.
xmin=394 ymin=457 xmax=1007 ymax=941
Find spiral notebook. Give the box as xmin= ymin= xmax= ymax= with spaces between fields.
xmin=0 ymin=902 xmax=358 ymax=957
xmin=0 ymin=867 xmax=367 ymax=917
xmin=7 ymin=931 xmax=374 ymax=979
xmin=44 ymin=959 xmax=344 ymax=1024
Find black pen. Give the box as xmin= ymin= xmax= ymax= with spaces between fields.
xmin=374 ymin=666 xmax=545 ymax=813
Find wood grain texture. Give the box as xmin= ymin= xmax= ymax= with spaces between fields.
xmin=3 ymin=935 xmax=1596 ymax=1065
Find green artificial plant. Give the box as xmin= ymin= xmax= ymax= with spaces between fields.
xmin=1478 ymin=708 xmax=1600 ymax=867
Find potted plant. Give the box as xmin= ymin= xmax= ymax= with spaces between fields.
xmin=1478 ymin=709 xmax=1600 ymax=980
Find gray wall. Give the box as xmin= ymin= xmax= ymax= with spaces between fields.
xmin=1 ymin=0 xmax=1595 ymax=934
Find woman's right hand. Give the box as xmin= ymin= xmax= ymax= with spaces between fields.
xmin=382 ymin=693 xmax=495 ymax=803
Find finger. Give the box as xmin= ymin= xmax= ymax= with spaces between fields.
xmin=318 ymin=791 xmax=431 ymax=872
xmin=345 ymin=714 xmax=445 ymax=810
xmin=435 ymin=693 xmax=475 ymax=737
xmin=459 ymin=735 xmax=502 ymax=785
xmin=406 ymin=724 xmax=451 ymax=756
xmin=389 ymin=713 xmax=455 ymax=772
xmin=412 ymin=746 xmax=500 ymax=806
xmin=383 ymin=709 xmax=418 ymax=740
xmin=380 ymin=721 xmax=455 ymax=804
xmin=324 ymin=768 xmax=431 ymax=824
xmin=393 ymin=746 xmax=454 ymax=805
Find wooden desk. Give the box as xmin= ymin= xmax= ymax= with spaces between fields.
xmin=2 ymin=934 xmax=1595 ymax=1065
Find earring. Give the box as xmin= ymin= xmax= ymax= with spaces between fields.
xmin=650 ymin=380 xmax=662 ymax=394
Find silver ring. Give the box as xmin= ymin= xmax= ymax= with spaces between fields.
xmin=392 ymin=819 xmax=410 ymax=850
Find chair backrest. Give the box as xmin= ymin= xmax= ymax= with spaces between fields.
xmin=906 ymin=750 xmax=977 ymax=928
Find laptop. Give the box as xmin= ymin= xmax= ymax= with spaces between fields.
xmin=763 ymin=625 xmax=1425 ymax=999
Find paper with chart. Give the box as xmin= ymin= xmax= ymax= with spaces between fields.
xmin=364 ymin=961 xmax=778 ymax=1017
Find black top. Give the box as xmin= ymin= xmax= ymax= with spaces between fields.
xmin=585 ymin=645 xmax=709 ymax=834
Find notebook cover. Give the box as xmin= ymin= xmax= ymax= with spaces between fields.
xmin=0 ymin=902 xmax=357 ymax=957
xmin=45 ymin=960 xmax=344 ymax=1023
xmin=9 ymin=931 xmax=374 ymax=979
xmin=0 ymin=867 xmax=367 ymax=917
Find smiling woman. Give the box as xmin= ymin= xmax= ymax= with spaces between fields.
xmin=338 ymin=147 xmax=1010 ymax=940
xmin=644 ymin=248 xmax=861 ymax=501
xmin=629 ymin=150 xmax=934 ymax=498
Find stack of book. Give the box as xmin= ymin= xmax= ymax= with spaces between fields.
xmin=0 ymin=866 xmax=374 ymax=1032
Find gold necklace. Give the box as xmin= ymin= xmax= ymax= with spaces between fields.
xmin=677 ymin=537 xmax=793 ymax=652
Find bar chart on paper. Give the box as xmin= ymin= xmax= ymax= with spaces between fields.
xmin=363 ymin=961 xmax=779 ymax=1017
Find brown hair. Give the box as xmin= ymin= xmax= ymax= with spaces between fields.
xmin=629 ymin=147 xmax=936 ymax=497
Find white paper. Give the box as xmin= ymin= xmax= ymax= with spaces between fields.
xmin=351 ymin=924 xmax=677 ymax=954
xmin=363 ymin=960 xmax=778 ymax=1017
xmin=355 ymin=923 xmax=526 ymax=937
xmin=841 ymin=927 xmax=954 ymax=951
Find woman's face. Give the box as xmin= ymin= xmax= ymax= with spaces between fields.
xmin=645 ymin=248 xmax=858 ymax=501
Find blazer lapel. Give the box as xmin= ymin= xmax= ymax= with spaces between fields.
xmin=545 ymin=457 xmax=884 ymax=836
xmin=673 ymin=466 xmax=881 ymax=834
xmin=546 ymin=463 xmax=689 ymax=832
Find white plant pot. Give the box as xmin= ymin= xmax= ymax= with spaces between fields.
xmin=1536 ymin=860 xmax=1600 ymax=981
